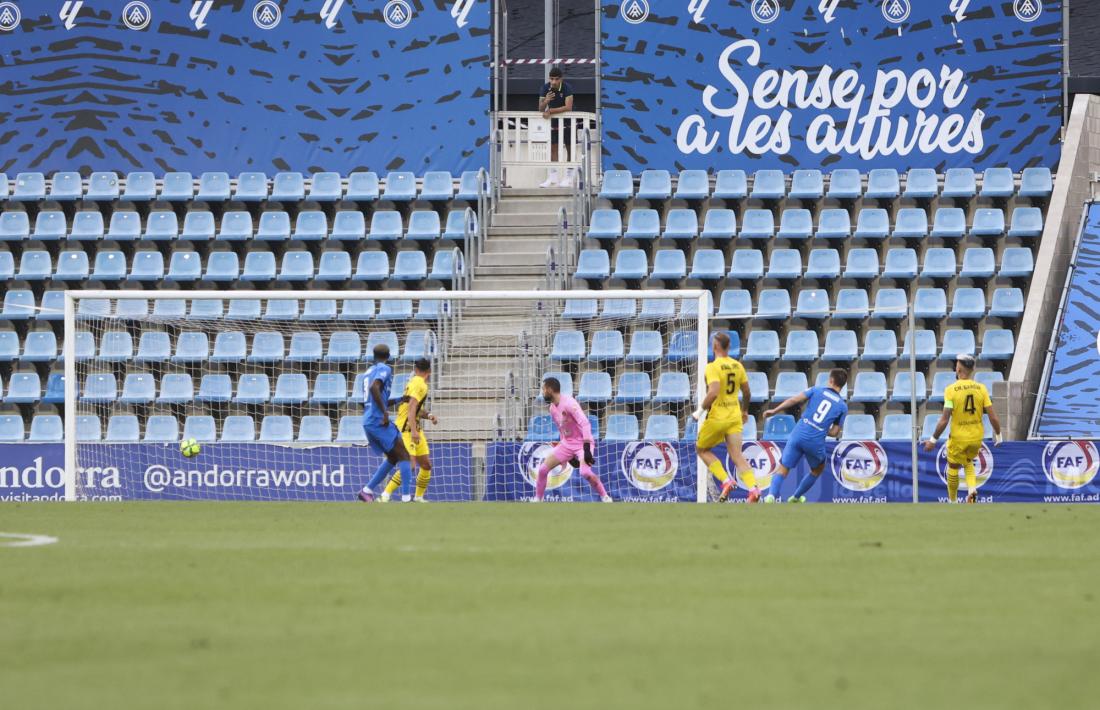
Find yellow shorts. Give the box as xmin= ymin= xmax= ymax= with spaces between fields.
xmin=946 ymin=438 xmax=982 ymax=467
xmin=401 ymin=430 xmax=430 ymax=458
xmin=696 ymin=417 xmax=743 ymax=450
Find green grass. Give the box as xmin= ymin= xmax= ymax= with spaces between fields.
xmin=2 ymin=503 xmax=1099 ymax=710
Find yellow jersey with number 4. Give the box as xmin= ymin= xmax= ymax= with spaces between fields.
xmin=704 ymin=357 xmax=746 ymax=421
xmin=944 ymin=379 xmax=991 ymax=441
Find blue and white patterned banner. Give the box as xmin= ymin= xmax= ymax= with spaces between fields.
xmin=601 ymin=0 xmax=1063 ymax=172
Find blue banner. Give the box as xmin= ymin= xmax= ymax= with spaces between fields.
xmin=0 ymin=0 xmax=489 ymax=174
xmin=601 ymin=0 xmax=1062 ymax=172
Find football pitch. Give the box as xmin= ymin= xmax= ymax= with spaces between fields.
xmin=2 ymin=503 xmax=1098 ymax=710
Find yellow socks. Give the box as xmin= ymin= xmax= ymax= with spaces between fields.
xmin=707 ymin=459 xmax=729 ymax=484
xmin=946 ymin=466 xmax=960 ymax=502
xmin=963 ymin=462 xmax=977 ymax=496
xmin=383 ymin=472 xmax=401 ymax=497
xmin=415 ymin=469 xmax=431 ymax=499
xmin=739 ymin=469 xmax=757 ymax=490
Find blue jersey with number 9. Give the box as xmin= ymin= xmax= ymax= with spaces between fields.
xmin=794 ymin=386 xmax=847 ymax=440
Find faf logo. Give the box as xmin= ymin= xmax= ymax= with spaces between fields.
xmin=831 ymin=442 xmax=889 ymax=492
xmin=0 ymin=2 xmax=20 ymax=32
xmin=253 ymin=0 xmax=281 ymax=30
xmin=384 ymin=0 xmax=412 ymax=29
xmin=1042 ymin=441 xmax=1100 ymax=490
xmin=882 ymin=0 xmax=910 ymax=24
xmin=621 ymin=0 xmax=648 ymax=25
xmin=620 ymin=441 xmax=678 ymax=492
xmin=518 ymin=442 xmax=573 ymax=492
xmin=751 ymin=0 xmax=780 ymax=25
xmin=190 ymin=1 xmax=213 ymax=30
xmin=1014 ymin=0 xmax=1041 ymax=23
xmin=734 ymin=441 xmax=782 ymax=491
xmin=935 ymin=443 xmax=995 ymax=490
xmin=59 ymin=0 xmax=82 ymax=30
xmin=122 ymin=1 xmax=151 ymax=30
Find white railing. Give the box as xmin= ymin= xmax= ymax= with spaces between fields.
xmin=493 ymin=111 xmax=599 ymax=189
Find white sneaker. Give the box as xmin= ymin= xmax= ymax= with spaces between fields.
xmin=601 ymin=495 xmax=613 ymax=503
xmin=539 ymin=169 xmax=560 ymax=188
xmin=378 ymin=492 xmax=391 ymax=503
xmin=401 ymin=494 xmax=413 ymax=503
xmin=557 ymin=168 xmax=575 ymax=188
xmin=413 ymin=497 xmax=428 ymax=503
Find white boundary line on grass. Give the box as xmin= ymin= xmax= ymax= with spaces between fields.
xmin=0 ymin=533 xmax=59 ymax=548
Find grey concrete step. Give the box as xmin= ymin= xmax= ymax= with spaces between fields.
xmin=487 ymin=225 xmax=558 ymax=237
xmin=496 ymin=198 xmax=573 ymax=215
xmin=473 ymin=264 xmax=550 ymax=277
xmin=491 ymin=212 xmax=563 ymax=228
xmin=478 ymin=252 xmax=551 ymax=268
xmin=483 ymin=237 xmax=558 ymax=254
xmin=471 ymin=275 xmax=546 ymax=291
xmin=503 ymin=188 xmax=576 ymax=198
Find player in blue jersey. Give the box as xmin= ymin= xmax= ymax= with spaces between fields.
xmin=760 ymin=368 xmax=849 ymax=503
xmin=358 ymin=344 xmax=414 ymax=502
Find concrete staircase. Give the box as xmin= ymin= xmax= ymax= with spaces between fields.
xmin=472 ymin=188 xmax=573 ymax=291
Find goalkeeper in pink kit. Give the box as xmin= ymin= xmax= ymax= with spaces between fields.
xmin=537 ymin=377 xmax=612 ymax=502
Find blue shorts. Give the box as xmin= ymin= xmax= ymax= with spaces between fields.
xmin=780 ymin=435 xmax=827 ymax=472
xmin=363 ymin=422 xmax=401 ymax=456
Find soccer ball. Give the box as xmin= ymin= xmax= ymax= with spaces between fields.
xmin=180 ymin=438 xmax=201 ymax=458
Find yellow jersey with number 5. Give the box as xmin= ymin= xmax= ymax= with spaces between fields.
xmin=704 ymin=357 xmax=746 ymax=421
xmin=944 ymin=379 xmax=991 ymax=441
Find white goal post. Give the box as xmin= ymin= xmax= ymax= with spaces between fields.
xmin=63 ymin=289 xmax=713 ymax=503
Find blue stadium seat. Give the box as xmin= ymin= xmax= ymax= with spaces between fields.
xmin=981 ymin=330 xmax=1014 ymax=360
xmin=392 ymin=251 xmax=428 ymax=282
xmin=541 ymin=372 xmax=573 ymax=399
xmin=0 ymin=252 xmax=14 ymax=281
xmin=865 ymin=169 xmax=900 ymax=200
xmin=455 ymin=170 xmax=483 ymax=201
xmin=298 ymin=416 xmax=333 ymax=443
xmin=78 ymin=300 xmax=110 ymax=320
xmin=106 ymin=415 xmax=140 ymax=443
xmin=637 ymin=299 xmax=672 ymax=322
xmin=587 ymin=209 xmax=622 ymax=240
xmin=0 ymin=212 xmax=29 ymax=241
xmin=744 ymin=330 xmax=780 ymax=362
xmin=893 ymin=208 xmax=928 ymax=239
xmin=903 ymin=168 xmax=938 ymax=200
xmin=0 ymin=332 xmax=17 ymax=361
xmin=200 ymin=251 xmax=238 ymax=282
xmin=686 ymin=249 xmax=723 ymax=281
xmin=921 ymin=248 xmax=956 ymax=280
xmin=98 ymin=331 xmax=133 ymax=363
xmin=854 ymin=209 xmax=889 ymax=240
xmin=383 ymin=171 xmax=417 ymax=202
xmin=823 ymin=330 xmax=858 ymax=362
xmin=930 ymin=371 xmax=955 ymax=404
xmin=789 ymin=169 xmax=824 ymax=200
xmin=713 ymin=169 xmax=747 ymax=200
xmin=144 ymin=415 xmax=179 ymax=443
xmin=891 ymin=372 xmax=927 ymax=404
xmin=196 ymin=171 xmax=230 ymax=201
xmin=179 ymin=211 xmax=214 ymax=241
xmin=403 ymin=330 xmax=435 ymax=362
xmin=249 ymin=332 xmax=285 ymax=363
xmin=975 ymin=371 xmax=1004 ymax=392
xmin=971 ymin=208 xmax=1005 ymax=237
xmin=862 ymin=330 xmax=897 ymax=362
xmin=930 ymin=208 xmax=966 ymax=239
xmin=729 ymin=249 xmax=764 ymax=280
xmin=551 ymin=330 xmax=585 ymax=362
xmin=777 ymin=209 xmax=813 ymax=240
xmin=164 ymin=251 xmax=201 ymax=282
xmin=626 ymin=330 xmax=662 ymax=363
xmin=195 ymin=374 xmax=232 ymax=404
xmin=172 ymin=332 xmax=209 ymax=363
xmin=220 ymin=415 xmax=256 ymax=443
xmin=322 ymin=332 xmax=361 ymax=363
xmin=651 ymin=250 xmax=686 ymax=282
xmin=236 ymin=374 xmax=271 ymax=404
xmin=299 ymin=299 xmax=336 ymax=321
xmin=841 ymin=415 xmax=876 ymax=441
xmin=418 ymin=171 xmax=455 ymax=201
xmin=106 ymin=211 xmax=141 ymax=241
xmin=827 ymin=169 xmax=862 ymax=200
xmin=784 ymin=331 xmax=819 ymax=362
xmin=667 ymin=331 xmax=698 ymax=363
xmin=527 ymin=415 xmax=559 ymax=442
xmin=751 ymin=169 xmax=785 ymax=200
xmin=39 ymin=373 xmax=65 ymax=404
xmin=233 ymin=171 xmax=268 ymax=202
xmin=603 ymin=414 xmax=639 ymax=442
xmin=805 ymin=248 xmax=840 ymax=279
xmin=763 ymin=414 xmax=796 ymax=442
xmin=882 ymin=248 xmax=918 ymax=280
xmin=1007 ymin=207 xmax=1043 ymax=239
xmin=914 ymin=288 xmax=947 ymax=319
xmin=624 ymin=209 xmax=660 ymax=240
xmin=353 ymin=251 xmax=389 ymax=282
xmin=314 ymin=251 xmax=350 ymax=282
xmin=942 ymin=168 xmax=976 ymax=200
xmin=70 ymin=212 xmax=104 ymax=241
xmin=663 ymin=209 xmax=698 ymax=240
xmin=717 ymin=289 xmax=752 ymax=319
xmin=309 ymin=172 xmax=343 ymax=202
xmin=674 ymin=170 xmax=709 ymax=200
xmin=644 ymin=415 xmax=679 ymax=441
xmin=241 ymin=251 xmax=276 ymax=281
xmin=999 ymin=247 xmax=1034 ymax=279
xmin=123 ymin=172 xmax=156 ymax=201
xmin=255 ymin=211 xmax=290 ymax=241
xmin=5 ymin=372 xmax=40 ymax=403
xmin=285 ymin=332 xmax=322 ymax=364
xmin=902 ymin=329 xmax=937 ymax=361
xmin=337 ymin=416 xmax=368 ymax=443
xmin=741 ymin=416 xmax=758 ymax=441
xmin=745 ymin=371 xmax=768 ymax=403
xmin=740 ymin=209 xmax=775 ymax=239
xmin=346 ymin=172 xmax=380 ymax=201
xmin=22 ymin=331 xmax=57 ymax=362
xmin=989 ymin=287 xmax=1024 ymax=318
xmin=369 ymin=211 xmax=404 ymax=241
xmin=134 ymin=332 xmax=170 ymax=364
xmin=271 ymin=172 xmax=305 ymax=202
xmin=562 ymin=298 xmax=598 ymax=320
xmin=331 ymin=211 xmax=366 ymax=241
xmin=49 ymin=171 xmax=82 ymax=201
xmin=794 ymin=289 xmax=830 ymax=320
xmin=941 ymin=329 xmax=977 ymax=360
xmin=637 ymin=169 xmax=671 ymax=200
xmin=17 ymin=250 xmax=52 ymax=280
xmin=817 ymin=209 xmax=851 ymax=240
xmin=844 ymin=248 xmax=879 ymax=279
xmin=961 ymin=248 xmax=996 ymax=279
xmin=187 ymin=298 xmax=221 ymax=320
xmin=294 ymin=211 xmax=328 ymax=241
xmin=573 ymin=249 xmax=611 ymax=283
xmin=577 ymin=372 xmax=613 ymax=404
xmin=11 ymin=172 xmax=46 ymax=201
xmin=757 ymin=290 xmax=791 ymax=320
xmin=55 ymin=251 xmax=89 ymax=281
xmin=881 ymin=414 xmax=912 ymax=441
xmin=33 ymin=210 xmax=66 ymax=240
xmin=38 ymin=291 xmax=64 ymax=321
xmin=28 ymin=415 xmax=64 ymax=442
xmin=835 ymin=289 xmax=870 ymax=320
xmin=376 ymin=300 xmax=412 ymax=321
xmin=271 ymin=374 xmax=308 ymax=405
xmin=144 ymin=211 xmax=179 ymax=241
xmin=443 ymin=210 xmax=476 ymax=242
xmin=1019 ymin=167 xmax=1053 ymax=199
xmin=701 ymin=209 xmax=736 ymax=240
xmin=950 ymin=288 xmax=986 ymax=319
xmin=980 ymin=167 xmax=1014 ymax=199
xmin=158 ymin=373 xmax=194 ymax=404
xmin=260 ymin=416 xmax=294 ymax=443
xmin=653 ymin=372 xmax=690 ymax=404
xmin=227 ymin=299 xmax=262 ymax=320
xmin=612 ymin=249 xmax=648 ymax=281
xmin=407 ymin=211 xmax=441 ymax=241
xmin=851 ymin=372 xmax=887 ymax=403
xmin=588 ymin=330 xmax=625 ymax=363
xmin=598 ymin=170 xmax=634 ymax=201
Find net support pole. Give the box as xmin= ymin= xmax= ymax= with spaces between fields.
xmin=909 ymin=295 xmax=919 ymax=503
xmin=696 ymin=294 xmax=710 ymax=503
xmin=63 ymin=292 xmax=77 ymax=502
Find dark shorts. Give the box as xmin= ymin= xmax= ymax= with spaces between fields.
xmin=550 ymin=125 xmax=572 ymax=148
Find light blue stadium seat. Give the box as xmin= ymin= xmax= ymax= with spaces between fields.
xmin=929 ymin=208 xmax=966 ymax=239
xmin=540 ymin=372 xmax=573 ymax=400
xmin=572 ymin=249 xmax=610 ymax=283
xmin=626 ymin=330 xmax=662 ymax=363
xmin=756 ymin=290 xmax=791 ymax=320
xmin=49 ymin=171 xmax=82 ymax=201
xmin=236 ymin=374 xmax=271 ymax=404
xmin=365 ymin=332 xmax=400 ymax=361
xmin=577 ymin=372 xmax=613 ymax=404
xmin=866 ymin=169 xmax=900 ymax=200
xmin=106 ymin=211 xmax=140 ymax=241
xmin=914 ymin=288 xmax=947 ymax=319
xmin=70 ymin=211 xmax=104 ymax=241
xmin=989 ymin=288 xmax=1024 ymax=318
xmin=930 ymin=371 xmax=955 ymax=404
xmin=999 ymin=247 xmax=1034 ymax=279
xmin=612 ymin=248 xmax=648 ymax=281
xmin=5 ymin=372 xmax=40 ymax=403
xmin=562 ymin=299 xmax=598 ymax=320
xmin=0 ymin=252 xmax=15 ymax=281
xmin=123 ymin=172 xmax=156 ymax=201
xmin=551 ymin=330 xmax=585 ymax=362
xmin=663 ymin=209 xmax=698 ymax=240
xmin=249 ymin=332 xmax=285 ymax=363
xmin=78 ymin=300 xmax=110 ymax=320
xmin=347 ymin=171 xmax=380 ymax=201
xmin=313 ymin=251 xmax=350 ymax=282
xmin=271 ymin=374 xmax=308 ymax=405
xmin=685 ymin=249 xmax=722 ymax=282
xmin=637 ymin=169 xmax=671 ymax=200
xmin=893 ymin=208 xmax=928 ymax=239
xmin=392 ymin=251 xmax=428 ymax=282
xmin=352 ymin=251 xmax=389 ymax=282
xmin=975 ymin=371 xmax=1004 ymax=392
xmin=740 ymin=209 xmax=774 ymax=239
xmin=843 ymin=248 xmax=879 ymax=279
xmin=227 ymin=299 xmax=262 ymax=320
xmin=443 ymin=210 xmax=476 ymax=242
xmin=763 ymin=414 xmax=797 ymax=442
xmin=729 ymin=248 xmax=764 ymax=280
xmin=644 ymin=415 xmax=679 ymax=441
xmin=854 ymin=209 xmax=889 ymax=239
xmin=960 ymin=248 xmax=996 ymax=279
xmin=54 ymin=250 xmax=89 ymax=281
xmin=11 ymin=172 xmax=46 ymax=201
xmin=233 ymin=171 xmax=268 ymax=202
xmin=921 ymin=248 xmax=956 ymax=280
xmin=789 ymin=169 xmax=824 ymax=200
xmin=195 ymin=374 xmax=232 ymax=404
xmin=823 ymin=330 xmax=858 ymax=362
xmin=827 ymin=169 xmax=862 ymax=200
xmin=172 ymin=332 xmax=209 ymax=363
xmin=527 ymin=415 xmax=559 ymax=442
xmin=903 ymin=168 xmax=938 ymax=200
xmin=107 ymin=415 xmax=140 ymax=443
xmin=805 ymin=248 xmax=840 ymax=279
xmin=382 ymin=171 xmax=417 ymax=202
xmin=891 ymin=371 xmax=927 ymax=404
xmin=835 ymin=289 xmax=870 ymax=320
xmin=666 ymin=330 xmax=698 ymax=363
xmin=98 ymin=331 xmax=133 ymax=363
xmin=777 ymin=209 xmax=813 ymax=240
xmin=879 ymin=414 xmax=911 ymax=441
xmin=652 ymin=372 xmax=690 ymax=405
xmin=942 ymin=168 xmax=976 ymax=200
xmin=840 ymin=415 xmax=876 ymax=441
xmin=271 ymin=172 xmax=305 ymax=202
xmin=902 ymin=329 xmax=937 ymax=361
xmin=284 ymin=332 xmax=322 ymax=364
xmin=294 ymin=211 xmax=327 ymax=241
xmin=750 ymin=170 xmax=785 ymax=200
xmin=33 ymin=210 xmax=67 ymax=240
xmin=784 ymin=331 xmax=819 ymax=362
xmin=158 ymin=373 xmax=194 ymax=404
xmin=587 ymin=209 xmax=622 ymax=240
xmin=402 ymin=330 xmax=435 ymax=362
xmin=455 ymin=171 xmax=483 ymax=201
xmin=1019 ymin=167 xmax=1053 ymax=199
xmin=199 ymin=251 xmax=237 ymax=282
xmin=712 ymin=169 xmax=747 ymax=200
xmin=701 ymin=208 xmax=736 ymax=240
xmin=220 ymin=416 xmax=256 ymax=443
xmin=298 ymin=416 xmax=333 ymax=443
xmin=651 ymin=250 xmax=686 ymax=282
xmin=38 ymin=291 xmax=65 ymax=321
xmin=674 ymin=170 xmax=709 ymax=200
xmin=852 ymin=372 xmax=887 ymax=403
xmin=134 ymin=332 xmax=170 ymax=364
xmin=981 ymin=330 xmax=1014 ymax=360
xmin=601 ymin=414 xmax=637 ymax=442
xmin=598 ymin=170 xmax=634 ymax=200
xmin=369 ymin=211 xmax=403 ymax=241
xmin=241 ymin=251 xmax=276 ymax=281
xmin=18 ymin=250 xmax=52 ymax=280
xmin=407 ymin=211 xmax=441 ymax=241
xmin=717 ymin=289 xmax=752 ymax=319
xmin=255 ymin=211 xmax=291 ymax=241
xmin=1007 ymin=207 xmax=1043 ymax=239
xmin=858 ymin=330 xmax=895 ymax=363
xmin=22 ymin=331 xmax=57 ymax=362
xmin=144 ymin=415 xmax=179 ymax=443
xmin=941 ymin=329 xmax=977 ymax=360
xmin=950 ymin=288 xmax=986 ymax=319
xmin=324 ymin=331 xmax=361 ymax=363
xmin=376 ymin=300 xmax=412 ymax=321
xmin=980 ymin=167 xmax=1015 ymax=199
xmin=0 ymin=212 xmax=30 ymax=241
xmin=164 ymin=251 xmax=201 ymax=282
xmin=331 ymin=211 xmax=366 ymax=241
xmin=588 ymin=330 xmax=625 ymax=364
xmin=260 ymin=416 xmax=294 ymax=443
xmin=624 ymin=209 xmax=660 ymax=240
xmin=309 ymin=172 xmax=343 ymax=202
xmin=65 ymin=414 xmax=93 ymax=442
xmin=817 ymin=209 xmax=851 ymax=240
xmin=0 ymin=332 xmax=17 ymax=361
xmin=971 ymin=208 xmax=1006 ymax=237
xmin=637 ymin=298 xmax=672 ymax=322
xmin=179 ymin=211 xmax=214 ymax=242
xmin=744 ymin=330 xmax=780 ymax=362
xmin=337 ymin=415 xmax=368 ymax=443
xmin=187 ymin=299 xmax=222 ymax=321
xmin=744 ymin=371 xmax=768 ymax=403
xmin=196 ymin=171 xmax=230 ymax=201
xmin=882 ymin=248 xmax=918 ymax=280
xmin=28 ymin=415 xmax=64 ymax=442
xmin=144 ymin=211 xmax=179 ymax=241
xmin=297 ymin=299 xmax=335 ymax=321
xmin=794 ymin=289 xmax=830 ymax=320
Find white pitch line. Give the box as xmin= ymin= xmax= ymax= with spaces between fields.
xmin=0 ymin=533 xmax=59 ymax=548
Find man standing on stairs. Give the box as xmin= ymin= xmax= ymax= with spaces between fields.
xmin=538 ymin=66 xmax=576 ymax=189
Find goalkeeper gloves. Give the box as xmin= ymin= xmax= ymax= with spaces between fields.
xmin=583 ymin=442 xmax=595 ymax=466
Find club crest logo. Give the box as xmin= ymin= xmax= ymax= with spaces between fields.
xmin=751 ymin=0 xmax=780 ymax=25
xmin=831 ymin=442 xmax=889 ymax=492
xmin=0 ymin=2 xmax=20 ymax=32
xmin=253 ymin=1 xmax=281 ymax=30
xmin=882 ymin=0 xmax=910 ymax=24
xmin=620 ymin=0 xmax=648 ymax=25
xmin=122 ymin=1 xmax=151 ymax=30
xmin=734 ymin=441 xmax=782 ymax=491
xmin=518 ymin=442 xmax=573 ymax=492
xmin=936 ymin=443 xmax=994 ymax=490
xmin=190 ymin=1 xmax=213 ymax=30
xmin=621 ymin=441 xmax=678 ymax=492
xmin=1042 ymin=441 xmax=1100 ymax=490
xmin=1013 ymin=0 xmax=1041 ymax=23
xmin=384 ymin=0 xmax=413 ymax=28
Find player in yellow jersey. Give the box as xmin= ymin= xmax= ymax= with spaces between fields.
xmin=381 ymin=358 xmax=437 ymax=502
xmin=692 ymin=332 xmax=762 ymax=503
xmin=922 ymin=354 xmax=1003 ymax=503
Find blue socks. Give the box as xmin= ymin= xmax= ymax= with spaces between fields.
xmin=397 ymin=460 xmax=413 ymax=499
xmin=768 ymin=472 xmax=785 ymax=499
xmin=365 ymin=460 xmax=396 ymax=492
xmin=793 ymin=472 xmax=819 ymax=500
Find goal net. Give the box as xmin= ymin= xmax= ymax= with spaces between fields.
xmin=64 ymin=290 xmax=711 ymax=502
